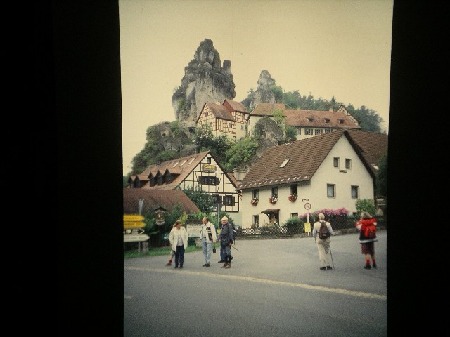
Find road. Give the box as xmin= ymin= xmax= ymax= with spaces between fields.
xmin=124 ymin=231 xmax=387 ymax=337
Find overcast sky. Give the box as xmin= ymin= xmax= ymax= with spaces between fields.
xmin=119 ymin=0 xmax=393 ymax=175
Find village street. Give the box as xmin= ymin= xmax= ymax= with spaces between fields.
xmin=124 ymin=231 xmax=387 ymax=337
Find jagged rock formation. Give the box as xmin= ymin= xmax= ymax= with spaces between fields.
xmin=249 ymin=70 xmax=276 ymax=110
xmin=172 ymin=39 xmax=236 ymax=127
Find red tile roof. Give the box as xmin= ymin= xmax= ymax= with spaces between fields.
xmin=284 ymin=109 xmax=360 ymax=129
xmin=123 ymin=189 xmax=199 ymax=215
xmin=238 ymin=129 xmax=384 ymax=190
xmin=251 ymin=103 xmax=286 ymax=116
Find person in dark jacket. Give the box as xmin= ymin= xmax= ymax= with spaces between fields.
xmin=218 ymin=216 xmax=234 ymax=268
xmin=355 ymin=211 xmax=378 ymax=269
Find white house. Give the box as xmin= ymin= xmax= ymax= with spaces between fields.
xmin=237 ymin=129 xmax=381 ymax=229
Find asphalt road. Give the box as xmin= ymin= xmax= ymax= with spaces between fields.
xmin=124 ymin=231 xmax=387 ymax=337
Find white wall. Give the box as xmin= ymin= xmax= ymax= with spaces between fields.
xmin=239 ymin=135 xmax=374 ymax=228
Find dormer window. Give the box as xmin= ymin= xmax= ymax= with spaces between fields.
xmin=307 ymin=117 xmax=314 ymax=122
xmin=280 ymin=159 xmax=289 ymax=167
xmin=324 ymin=118 xmax=330 ymax=123
xmin=338 ymin=119 xmax=344 ymax=124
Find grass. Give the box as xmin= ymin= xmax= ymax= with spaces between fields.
xmin=124 ymin=245 xmax=202 ymax=259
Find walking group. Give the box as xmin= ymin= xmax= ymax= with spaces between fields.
xmin=166 ymin=211 xmax=378 ymax=271
xmin=166 ymin=216 xmax=235 ymax=269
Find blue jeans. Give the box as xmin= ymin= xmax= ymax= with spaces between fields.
xmin=220 ymin=240 xmax=232 ymax=261
xmin=202 ymin=238 xmax=212 ymax=264
xmin=174 ymin=245 xmax=185 ymax=267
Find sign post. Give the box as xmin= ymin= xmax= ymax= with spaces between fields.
xmin=303 ymin=199 xmax=311 ymax=236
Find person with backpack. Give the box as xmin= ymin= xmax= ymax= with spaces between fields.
xmin=355 ymin=211 xmax=378 ymax=270
xmin=218 ymin=216 xmax=234 ymax=269
xmin=199 ymin=216 xmax=217 ymax=267
xmin=312 ymin=212 xmax=335 ymax=270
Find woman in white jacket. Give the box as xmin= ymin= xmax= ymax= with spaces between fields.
xmin=199 ymin=216 xmax=218 ymax=267
xmin=168 ymin=220 xmax=189 ymax=268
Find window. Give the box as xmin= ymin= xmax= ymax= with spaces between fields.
xmin=252 ymin=189 xmax=259 ymax=199
xmin=351 ymin=185 xmax=359 ymax=199
xmin=223 ymin=195 xmax=235 ymax=206
xmin=271 ymin=187 xmax=278 ymax=198
xmin=290 ymin=185 xmax=297 ymax=195
xmin=324 ymin=128 xmax=332 ymax=134
xmin=198 ymin=176 xmax=219 ymax=185
xmin=345 ymin=159 xmax=352 ymax=169
xmin=327 ymin=184 xmax=335 ymax=198
xmin=253 ymin=215 xmax=260 ymax=227
xmin=291 ymin=213 xmax=298 ymax=218
xmin=213 ymin=194 xmax=222 ymax=204
xmin=297 ymin=128 xmax=301 ymax=135
xmin=206 ymin=157 xmax=211 ymax=164
xmin=305 ymin=128 xmax=313 ymax=135
xmin=314 ymin=128 xmax=322 ymax=135
xmin=333 ymin=157 xmax=339 ymax=167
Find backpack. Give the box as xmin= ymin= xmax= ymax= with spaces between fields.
xmin=318 ymin=221 xmax=330 ymax=239
xmin=363 ymin=223 xmax=376 ymax=239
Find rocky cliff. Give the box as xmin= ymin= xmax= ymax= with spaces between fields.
xmin=249 ymin=70 xmax=276 ymax=110
xmin=171 ymin=39 xmax=236 ymax=127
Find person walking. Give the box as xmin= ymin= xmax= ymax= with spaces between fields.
xmin=355 ymin=211 xmax=378 ymax=269
xmin=168 ymin=220 xmax=188 ymax=269
xmin=312 ymin=212 xmax=335 ymax=270
xmin=218 ymin=216 xmax=234 ymax=268
xmin=199 ymin=216 xmax=217 ymax=267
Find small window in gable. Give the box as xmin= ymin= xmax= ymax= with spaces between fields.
xmin=333 ymin=157 xmax=339 ymax=167
xmin=345 ymin=159 xmax=352 ymax=169
xmin=338 ymin=119 xmax=344 ymax=124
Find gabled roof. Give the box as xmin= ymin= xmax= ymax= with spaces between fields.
xmin=284 ymin=109 xmax=360 ymax=129
xmin=205 ymin=103 xmax=234 ymax=121
xmin=346 ymin=129 xmax=388 ymax=173
xmin=223 ymin=99 xmax=247 ymax=113
xmin=238 ymin=130 xmax=377 ymax=190
xmin=123 ymin=189 xmax=199 ymax=215
xmin=251 ymin=103 xmax=286 ymax=116
xmin=136 ymin=150 xmax=237 ymax=191
xmin=139 ymin=151 xmax=210 ymax=190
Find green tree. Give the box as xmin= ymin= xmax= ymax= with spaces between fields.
xmin=271 ymin=85 xmax=284 ymax=103
xmin=224 ymin=137 xmax=259 ymax=171
xmin=284 ymin=125 xmax=297 ymax=142
xmin=355 ymin=199 xmax=376 ymax=216
xmin=376 ymin=154 xmax=387 ymax=198
xmin=183 ymin=186 xmax=216 ymax=213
